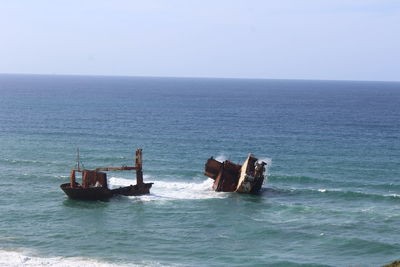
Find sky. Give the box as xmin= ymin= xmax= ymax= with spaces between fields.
xmin=0 ymin=0 xmax=399 ymax=81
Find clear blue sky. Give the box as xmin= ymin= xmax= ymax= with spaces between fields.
xmin=1 ymin=1 xmax=399 ymax=81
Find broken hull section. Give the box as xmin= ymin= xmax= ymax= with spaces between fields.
xmin=204 ymin=154 xmax=267 ymax=194
xmin=111 ymin=183 xmax=153 ymax=196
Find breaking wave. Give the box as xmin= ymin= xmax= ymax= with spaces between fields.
xmin=0 ymin=250 xmax=120 ymax=267
xmin=108 ymin=176 xmax=227 ymax=201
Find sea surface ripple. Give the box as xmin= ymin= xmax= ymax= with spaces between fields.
xmin=0 ymin=75 xmax=399 ymax=266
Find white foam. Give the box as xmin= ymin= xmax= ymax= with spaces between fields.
xmin=108 ymin=176 xmax=227 ymax=201
xmin=215 ymin=154 xmax=227 ymax=162
xmin=55 ymin=174 xmax=69 ymax=179
xmin=258 ymin=157 xmax=272 ymax=172
xmin=0 ymin=250 xmax=122 ymax=267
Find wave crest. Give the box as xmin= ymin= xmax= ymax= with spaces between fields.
xmin=108 ymin=176 xmax=227 ymax=201
xmin=0 ymin=250 xmax=119 ymax=267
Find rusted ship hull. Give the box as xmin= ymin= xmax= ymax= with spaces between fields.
xmin=204 ymin=153 xmax=267 ymax=194
xmin=61 ymin=149 xmax=153 ymax=200
xmin=61 ymin=183 xmax=113 ymax=200
xmin=61 ymin=182 xmax=153 ymax=200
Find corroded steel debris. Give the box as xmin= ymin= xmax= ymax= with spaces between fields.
xmin=204 ymin=154 xmax=267 ymax=193
xmin=60 ymin=149 xmax=153 ymax=200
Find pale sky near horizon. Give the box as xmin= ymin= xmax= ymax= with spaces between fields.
xmin=1 ymin=1 xmax=399 ymax=81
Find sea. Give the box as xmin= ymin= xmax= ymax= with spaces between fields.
xmin=0 ymin=74 xmax=399 ymax=267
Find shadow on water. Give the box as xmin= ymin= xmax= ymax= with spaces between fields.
xmin=228 ymin=192 xmax=265 ymax=204
xmin=216 ymin=187 xmax=291 ymax=204
xmin=219 ymin=188 xmax=275 ymax=204
xmin=62 ymin=198 xmax=110 ymax=209
xmin=62 ymin=194 xmax=150 ymax=209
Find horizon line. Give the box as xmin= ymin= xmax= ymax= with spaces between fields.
xmin=0 ymin=72 xmax=399 ymax=84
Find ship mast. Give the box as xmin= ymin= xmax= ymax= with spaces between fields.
xmin=76 ymin=147 xmax=81 ymax=171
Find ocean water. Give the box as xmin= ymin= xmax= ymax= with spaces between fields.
xmin=0 ymin=74 xmax=399 ymax=267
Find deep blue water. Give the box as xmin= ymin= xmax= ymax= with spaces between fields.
xmin=0 ymin=74 xmax=399 ymax=266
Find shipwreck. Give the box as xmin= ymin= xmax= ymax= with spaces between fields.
xmin=60 ymin=149 xmax=153 ymax=200
xmin=204 ymin=153 xmax=267 ymax=194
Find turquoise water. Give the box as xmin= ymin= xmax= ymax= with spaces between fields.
xmin=0 ymin=74 xmax=399 ymax=266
